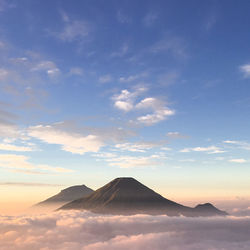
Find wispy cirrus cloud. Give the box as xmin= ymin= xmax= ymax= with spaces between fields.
xmin=0 ymin=154 xmax=73 ymax=174
xmin=114 ymin=141 xmax=162 ymax=153
xmin=28 ymin=123 xmax=104 ymax=155
xmin=119 ymin=72 xmax=148 ymax=83
xmin=167 ymin=132 xmax=188 ymax=139
xmin=228 ymin=158 xmax=247 ymax=163
xmin=52 ymin=11 xmax=91 ymax=43
xmin=180 ymin=146 xmax=225 ymax=154
xmin=99 ymin=74 xmax=113 ymax=83
xmin=110 ymin=43 xmax=129 ymax=58
xmin=223 ymin=140 xmax=250 ymax=151
xmin=31 ymin=60 xmax=60 ymax=77
xmin=150 ymin=36 xmax=188 ymax=59
xmin=106 ymin=155 xmax=163 ymax=168
xmin=0 ymin=143 xmax=33 ymax=152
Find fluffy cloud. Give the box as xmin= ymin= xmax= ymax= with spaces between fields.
xmin=0 ymin=211 xmax=249 ymax=250
xmin=0 ymin=154 xmax=72 ymax=174
xmin=180 ymin=146 xmax=225 ymax=154
xmin=112 ymin=89 xmax=174 ymax=125
xmin=112 ymin=88 xmax=146 ymax=112
xmin=135 ymin=97 xmax=175 ymax=125
xmin=28 ymin=124 xmax=104 ymax=155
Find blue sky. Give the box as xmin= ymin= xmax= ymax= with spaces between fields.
xmin=0 ymin=0 xmax=250 ymax=206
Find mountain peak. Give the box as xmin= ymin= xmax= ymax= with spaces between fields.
xmin=60 ymin=177 xmax=185 ymax=215
xmin=194 ymin=203 xmax=228 ymax=216
xmin=35 ymin=184 xmax=94 ymax=207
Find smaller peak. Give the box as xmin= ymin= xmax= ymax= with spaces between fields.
xmin=195 ymin=203 xmax=214 ymax=208
xmin=61 ymin=185 xmax=89 ymax=193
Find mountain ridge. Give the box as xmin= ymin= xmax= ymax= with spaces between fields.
xmin=34 ymin=184 xmax=94 ymax=208
xmin=59 ymin=177 xmax=228 ymax=217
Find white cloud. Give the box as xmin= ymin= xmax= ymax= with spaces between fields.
xmin=180 ymin=146 xmax=225 ymax=154
xmin=0 ymin=143 xmax=33 ymax=152
xmin=112 ymin=89 xmax=174 ymax=125
xmin=114 ymin=142 xmax=157 ymax=152
xmin=99 ymin=74 xmax=112 ymax=83
xmin=161 ymin=147 xmax=172 ymax=151
xmin=0 ymin=124 xmax=22 ymax=139
xmin=223 ymin=140 xmax=239 ymax=144
xmin=150 ymin=37 xmax=187 ymax=59
xmin=228 ymin=158 xmax=247 ymax=163
xmin=167 ymin=132 xmax=188 ymax=139
xmin=59 ymin=20 xmax=89 ymax=42
xmin=239 ymin=64 xmax=250 ymax=78
xmin=114 ymin=101 xmax=133 ymax=112
xmin=0 ymin=154 xmax=72 ymax=174
xmin=119 ymin=72 xmax=147 ymax=83
xmin=105 ymin=155 xmax=162 ymax=168
xmin=31 ymin=60 xmax=60 ymax=76
xmin=137 ymin=109 xmax=174 ymax=125
xmin=0 ymin=211 xmax=249 ymax=250
xmin=28 ymin=124 xmax=104 ymax=154
xmin=135 ymin=98 xmax=175 ymax=125
xmin=112 ymin=89 xmax=144 ymax=112
xmin=223 ymin=140 xmax=250 ymax=151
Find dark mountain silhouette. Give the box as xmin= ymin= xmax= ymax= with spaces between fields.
xmin=59 ymin=177 xmax=228 ymax=217
xmin=193 ymin=203 xmax=227 ymax=216
xmin=33 ymin=184 xmax=94 ymax=209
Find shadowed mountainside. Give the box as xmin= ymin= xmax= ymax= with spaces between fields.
xmin=33 ymin=185 xmax=94 ymax=210
xmin=59 ymin=177 xmax=228 ymax=217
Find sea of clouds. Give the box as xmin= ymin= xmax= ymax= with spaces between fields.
xmin=0 ymin=211 xmax=250 ymax=250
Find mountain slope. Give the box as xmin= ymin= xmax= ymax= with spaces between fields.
xmin=60 ymin=178 xmax=192 ymax=216
xmin=34 ymin=185 xmax=94 ymax=209
xmin=59 ymin=177 xmax=228 ymax=217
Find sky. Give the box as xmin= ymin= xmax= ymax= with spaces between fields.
xmin=0 ymin=0 xmax=250 ymax=213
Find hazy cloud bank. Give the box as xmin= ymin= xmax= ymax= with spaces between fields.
xmin=0 ymin=211 xmax=250 ymax=250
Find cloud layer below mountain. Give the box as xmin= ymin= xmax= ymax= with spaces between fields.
xmin=0 ymin=211 xmax=249 ymax=250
